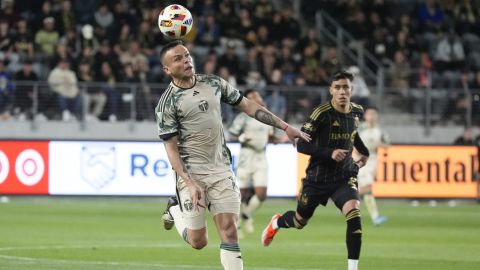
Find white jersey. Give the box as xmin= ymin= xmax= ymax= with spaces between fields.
xmin=155 ymin=74 xmax=243 ymax=175
xmin=229 ymin=112 xmax=274 ymax=151
xmin=357 ymin=123 xmax=389 ymax=156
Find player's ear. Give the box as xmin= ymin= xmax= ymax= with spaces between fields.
xmin=163 ymin=65 xmax=171 ymax=75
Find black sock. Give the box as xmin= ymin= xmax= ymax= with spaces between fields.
xmin=345 ymin=209 xmax=362 ymax=260
xmin=277 ymin=211 xmax=306 ymax=229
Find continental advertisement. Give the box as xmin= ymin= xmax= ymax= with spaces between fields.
xmin=373 ymin=145 xmax=479 ymax=198
xmin=1 ymin=141 xmax=478 ymax=198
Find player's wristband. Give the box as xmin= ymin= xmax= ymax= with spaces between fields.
xmin=282 ymin=124 xmax=289 ymax=131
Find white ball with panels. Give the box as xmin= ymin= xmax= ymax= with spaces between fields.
xmin=158 ymin=4 xmax=193 ymax=38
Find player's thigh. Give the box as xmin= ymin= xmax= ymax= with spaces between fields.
xmin=296 ymin=179 xmax=329 ymax=219
xmin=331 ymin=177 xmax=360 ymax=212
xmin=252 ymin=161 xmax=268 ymax=188
xmin=206 ymin=173 xmax=241 ymax=217
xmin=358 ymin=160 xmax=376 ymax=190
xmin=177 ymin=176 xmax=207 ymax=230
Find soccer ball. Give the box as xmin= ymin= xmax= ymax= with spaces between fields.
xmin=158 ymin=4 xmax=193 ymax=38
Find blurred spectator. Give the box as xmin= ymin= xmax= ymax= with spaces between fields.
xmin=94 ymin=3 xmax=115 ymax=42
xmin=73 ymin=0 xmax=96 ymax=24
xmin=217 ymin=1 xmax=241 ymax=41
xmin=298 ymin=28 xmax=322 ymax=59
xmin=366 ymin=28 xmax=390 ymax=66
xmin=259 ymin=44 xmax=278 ymax=80
xmin=434 ymin=29 xmax=466 ymax=88
xmin=31 ymin=1 xmax=55 ymax=34
xmin=417 ymin=51 xmax=433 ymax=88
xmin=94 ymin=40 xmax=121 ymax=78
xmin=388 ymin=50 xmax=411 ymax=93
xmin=12 ymin=19 xmax=34 ymax=60
xmin=137 ymin=20 xmax=156 ymax=58
xmin=113 ymin=1 xmax=137 ymax=32
xmin=347 ymin=66 xmax=370 ymax=107
xmin=0 ymin=20 xmax=12 ymax=52
xmin=0 ymin=0 xmax=20 ymax=27
xmin=60 ymin=29 xmax=81 ymax=59
xmin=417 ymin=0 xmax=445 ymax=34
xmin=453 ymin=127 xmax=474 ymax=145
xmin=56 ymin=0 xmax=75 ymax=36
xmin=14 ymin=60 xmax=38 ymax=119
xmin=389 ymin=30 xmax=416 ymax=62
xmin=47 ymin=59 xmax=81 ymax=121
xmin=0 ymin=60 xmax=14 ymax=120
xmin=278 ymin=8 xmax=300 ymax=40
xmin=34 ymin=17 xmax=59 ymax=57
xmin=120 ymin=63 xmax=140 ymax=119
xmin=243 ymin=47 xmax=262 ymax=75
xmin=471 ymin=70 xmax=480 ymax=122
xmin=322 ymin=47 xmax=341 ymax=78
xmin=218 ymin=42 xmax=242 ymax=80
xmin=253 ymin=0 xmax=274 ymax=24
xmin=453 ymin=0 xmax=479 ymax=35
xmin=50 ymin=43 xmax=74 ymax=69
xmin=119 ymin=41 xmax=148 ymax=72
xmin=345 ymin=10 xmax=369 ymax=42
xmin=80 ymin=24 xmax=99 ymax=52
xmin=95 ymin=61 xmax=119 ymax=122
xmin=77 ymin=61 xmax=106 ymax=121
xmin=197 ymin=14 xmax=221 ymax=47
xmin=114 ymin=24 xmax=134 ymax=56
xmin=238 ymin=8 xmax=255 ymax=47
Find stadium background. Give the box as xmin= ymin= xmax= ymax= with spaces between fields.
xmin=0 ymin=0 xmax=479 ymax=269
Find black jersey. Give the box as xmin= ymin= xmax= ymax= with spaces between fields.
xmin=297 ymin=101 xmax=369 ymax=183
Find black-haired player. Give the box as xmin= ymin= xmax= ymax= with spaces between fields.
xmin=261 ymin=70 xmax=369 ymax=270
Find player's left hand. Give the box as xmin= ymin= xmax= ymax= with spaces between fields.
xmin=355 ymin=155 xmax=369 ymax=168
xmin=285 ymin=125 xmax=311 ymax=147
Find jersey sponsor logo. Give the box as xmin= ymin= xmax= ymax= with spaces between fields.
xmin=330 ymin=133 xmax=351 ymax=140
xmin=198 ymin=100 xmax=209 ymax=112
xmin=333 ymin=120 xmax=340 ymax=127
xmin=81 ymin=146 xmax=116 ymax=191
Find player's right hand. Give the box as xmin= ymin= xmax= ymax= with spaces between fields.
xmin=185 ymin=180 xmax=205 ymax=211
xmin=285 ymin=125 xmax=311 ymax=147
xmin=331 ymin=149 xmax=349 ymax=162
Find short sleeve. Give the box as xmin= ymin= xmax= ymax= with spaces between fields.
xmin=228 ymin=113 xmax=246 ymax=136
xmin=219 ymin=77 xmax=243 ymax=105
xmin=155 ymin=91 xmax=178 ymax=140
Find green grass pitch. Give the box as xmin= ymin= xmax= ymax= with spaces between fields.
xmin=0 ymin=197 xmax=479 ymax=270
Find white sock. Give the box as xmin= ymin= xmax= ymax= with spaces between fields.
xmin=220 ymin=243 xmax=243 ymax=270
xmin=348 ymin=259 xmax=359 ymax=270
xmin=169 ymin=205 xmax=189 ymax=243
xmin=243 ymin=195 xmax=262 ymax=218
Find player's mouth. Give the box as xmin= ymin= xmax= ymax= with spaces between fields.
xmin=185 ymin=66 xmax=193 ymax=72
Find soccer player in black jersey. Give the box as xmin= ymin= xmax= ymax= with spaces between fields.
xmin=261 ymin=70 xmax=369 ymax=270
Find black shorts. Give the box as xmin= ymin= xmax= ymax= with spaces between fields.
xmin=296 ymin=176 xmax=360 ymax=219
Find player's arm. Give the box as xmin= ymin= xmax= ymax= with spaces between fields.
xmin=163 ymin=136 xmax=204 ymax=210
xmin=236 ymin=97 xmax=310 ymax=145
xmin=296 ymin=108 xmax=336 ymax=160
xmin=353 ymin=133 xmax=369 ymax=168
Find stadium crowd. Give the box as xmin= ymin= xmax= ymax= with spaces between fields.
xmin=0 ymin=0 xmax=479 ymax=124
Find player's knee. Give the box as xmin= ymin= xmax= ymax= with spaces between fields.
xmin=257 ymin=193 xmax=267 ymax=202
xmin=190 ymin=238 xmax=208 ymax=250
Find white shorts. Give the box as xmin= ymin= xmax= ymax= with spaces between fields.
xmin=176 ymin=171 xmax=241 ymax=230
xmin=235 ymin=148 xmax=268 ymax=189
xmin=358 ymin=156 xmax=376 ymax=188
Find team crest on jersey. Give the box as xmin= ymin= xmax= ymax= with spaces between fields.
xmin=184 ymin=199 xmax=194 ymax=212
xmin=303 ymin=122 xmax=313 ymax=132
xmin=354 ymin=116 xmax=360 ymax=127
xmin=198 ymin=100 xmax=209 ymax=112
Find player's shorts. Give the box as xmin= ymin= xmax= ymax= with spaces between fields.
xmin=235 ymin=148 xmax=268 ymax=189
xmin=357 ymin=156 xmax=376 ymax=188
xmin=296 ymin=176 xmax=360 ymax=219
xmin=176 ymin=170 xmax=241 ymax=230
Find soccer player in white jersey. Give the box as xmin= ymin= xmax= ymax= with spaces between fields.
xmin=155 ymin=40 xmax=310 ymax=270
xmin=357 ymin=106 xmax=389 ymax=225
xmin=229 ymin=89 xmax=288 ymax=237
